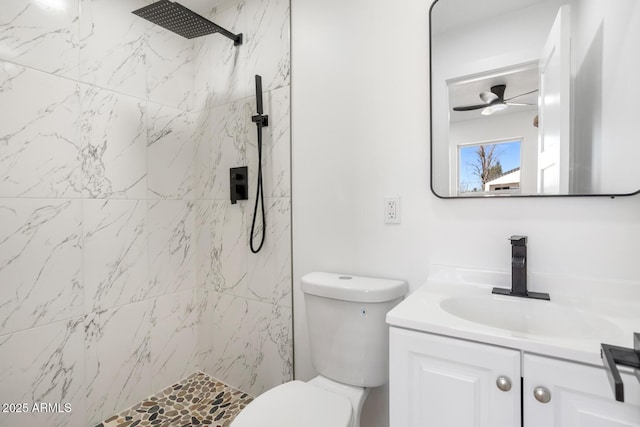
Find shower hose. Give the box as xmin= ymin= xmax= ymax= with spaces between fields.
xmin=250 ymin=113 xmax=266 ymax=254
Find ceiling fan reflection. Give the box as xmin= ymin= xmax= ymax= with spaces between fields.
xmin=452 ymin=84 xmax=537 ymax=116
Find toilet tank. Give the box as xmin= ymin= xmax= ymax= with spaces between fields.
xmin=302 ymin=272 xmax=408 ymax=388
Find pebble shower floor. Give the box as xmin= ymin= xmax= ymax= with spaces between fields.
xmin=95 ymin=372 xmax=253 ymax=427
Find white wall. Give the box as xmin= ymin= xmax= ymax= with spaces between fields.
xmin=291 ymin=1 xmax=640 ymax=426
xmin=571 ymin=0 xmax=640 ymax=194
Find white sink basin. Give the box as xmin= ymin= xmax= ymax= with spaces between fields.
xmin=386 ymin=266 xmax=640 ymax=366
xmin=440 ymin=295 xmax=623 ymax=339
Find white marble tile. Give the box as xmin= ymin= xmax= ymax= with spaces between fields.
xmin=191 ymin=0 xmax=289 ymax=106
xmin=197 ymin=197 xmax=290 ymax=306
xmin=195 ymin=201 xmax=216 ymax=292
xmin=0 ymin=199 xmax=82 ymax=336
xmin=79 ymin=0 xmax=148 ymax=98
xmin=148 ymin=200 xmax=196 ymax=298
xmin=193 ymin=109 xmax=212 ymax=200
xmin=150 ymin=289 xmax=199 ymax=390
xmin=0 ymin=0 xmax=80 ymax=79
xmin=192 ymin=37 xmax=214 ymax=111
xmin=195 ymin=284 xmax=212 ymax=362
xmin=243 ymin=0 xmax=290 ymax=92
xmin=246 ymin=197 xmax=291 ymax=306
xmin=83 ymin=199 xmax=148 ymax=313
xmin=0 ymin=2 xmax=291 ymax=426
xmin=80 ymin=85 xmax=147 ymax=199
xmin=246 ymin=86 xmax=291 ymax=199
xmin=202 ymin=3 xmax=249 ymax=107
xmin=84 ymin=301 xmax=151 ymax=426
xmin=147 ymin=104 xmax=196 ymax=200
xmin=0 ymin=61 xmax=81 ymax=198
xmin=209 ymin=98 xmax=249 ymax=200
xmin=210 ymin=200 xmax=248 ymax=295
xmin=199 ymin=292 xmax=292 ymax=396
xmin=0 ymin=317 xmax=85 ymax=427
xmin=146 ymin=26 xmax=194 ymax=110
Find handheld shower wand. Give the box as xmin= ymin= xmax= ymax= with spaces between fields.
xmin=250 ymin=75 xmax=268 ymax=253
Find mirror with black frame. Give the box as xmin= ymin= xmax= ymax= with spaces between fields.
xmin=430 ymin=0 xmax=640 ymax=198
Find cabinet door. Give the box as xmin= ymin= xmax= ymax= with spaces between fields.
xmin=390 ymin=327 xmax=521 ymax=427
xmin=524 ymin=354 xmax=640 ymax=426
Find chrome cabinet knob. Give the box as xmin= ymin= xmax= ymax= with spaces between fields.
xmin=496 ymin=376 xmax=512 ymax=392
xmin=533 ymin=386 xmax=551 ymax=403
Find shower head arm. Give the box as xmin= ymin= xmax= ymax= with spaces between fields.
xmin=206 ymin=22 xmax=243 ymax=46
xmin=168 ymin=2 xmax=243 ymax=45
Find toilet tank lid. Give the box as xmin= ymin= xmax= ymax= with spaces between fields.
xmin=301 ymin=272 xmax=408 ymax=303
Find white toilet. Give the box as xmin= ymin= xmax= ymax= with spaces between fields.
xmin=231 ymin=272 xmax=408 ymax=427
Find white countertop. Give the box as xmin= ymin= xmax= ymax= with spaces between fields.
xmin=386 ymin=266 xmax=640 ymax=367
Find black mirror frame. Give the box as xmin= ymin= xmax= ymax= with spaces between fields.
xmin=428 ymin=0 xmax=640 ymax=199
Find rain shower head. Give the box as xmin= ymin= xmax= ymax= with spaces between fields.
xmin=132 ymin=0 xmax=243 ymax=45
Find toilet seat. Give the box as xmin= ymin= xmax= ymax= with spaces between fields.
xmin=231 ymin=380 xmax=353 ymax=427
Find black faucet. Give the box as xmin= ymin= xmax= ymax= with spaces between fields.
xmin=492 ymin=235 xmax=550 ymax=300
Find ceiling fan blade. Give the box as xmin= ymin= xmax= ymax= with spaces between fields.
xmin=479 ymin=91 xmax=498 ymax=104
xmin=453 ymin=103 xmax=490 ymax=111
xmin=453 ymin=84 xmax=519 ymax=112
xmin=505 ymin=102 xmax=534 ymax=106
xmin=504 ymin=89 xmax=538 ymax=101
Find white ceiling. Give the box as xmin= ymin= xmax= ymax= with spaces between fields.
xmin=431 ymin=0 xmax=544 ymax=35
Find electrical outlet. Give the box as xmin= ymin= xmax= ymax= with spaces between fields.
xmin=384 ymin=197 xmax=400 ymax=224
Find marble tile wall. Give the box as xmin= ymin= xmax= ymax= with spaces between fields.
xmin=0 ymin=0 xmax=291 ymax=425
xmin=191 ymin=0 xmax=293 ymax=397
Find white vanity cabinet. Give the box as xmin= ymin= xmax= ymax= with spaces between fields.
xmin=389 ymin=327 xmax=521 ymax=427
xmin=524 ymin=354 xmax=640 ymax=426
xmin=390 ymin=327 xmax=640 ymax=427
xmin=387 ymin=267 xmax=640 ymax=427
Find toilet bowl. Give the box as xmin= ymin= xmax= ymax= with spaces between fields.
xmin=230 ymin=377 xmax=364 ymax=427
xmin=231 ymin=272 xmax=408 ymax=427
